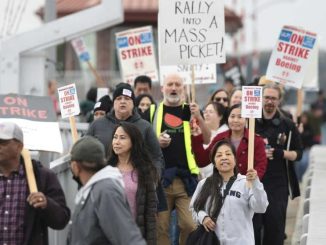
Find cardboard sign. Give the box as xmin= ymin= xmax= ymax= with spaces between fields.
xmin=57 ymin=84 xmax=80 ymax=118
xmin=266 ymin=25 xmax=317 ymax=89
xmin=96 ymin=88 xmax=109 ymax=101
xmin=241 ymin=86 xmax=262 ymax=118
xmin=220 ymin=58 xmax=245 ymax=87
xmin=302 ymin=40 xmax=319 ymax=90
xmin=158 ymin=0 xmax=225 ymax=65
xmin=160 ymin=64 xmax=216 ymax=85
xmin=116 ymin=26 xmax=159 ymax=85
xmin=0 ymin=94 xmax=63 ymax=153
xmin=71 ymin=37 xmax=90 ymax=62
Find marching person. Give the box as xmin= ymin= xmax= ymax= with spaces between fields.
xmin=190 ymin=139 xmax=268 ymax=245
xmin=87 ymin=82 xmax=164 ymax=175
xmin=108 ymin=122 xmax=158 ymax=244
xmin=68 ymin=136 xmax=146 ymax=245
xmin=254 ymin=82 xmax=303 ymax=245
xmin=0 ymin=121 xmax=70 ymax=245
xmin=191 ymin=103 xmax=267 ymax=180
xmin=152 ymin=73 xmax=198 ymax=245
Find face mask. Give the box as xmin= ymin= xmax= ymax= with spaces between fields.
xmin=70 ymin=168 xmax=83 ymax=187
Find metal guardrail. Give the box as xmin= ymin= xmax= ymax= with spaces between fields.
xmin=48 ymin=154 xmax=78 ymax=245
xmin=292 ymin=145 xmax=326 ymax=245
xmin=46 ymin=122 xmax=88 ymax=245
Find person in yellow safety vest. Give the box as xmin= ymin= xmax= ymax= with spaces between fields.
xmin=152 ymin=73 xmax=198 ymax=245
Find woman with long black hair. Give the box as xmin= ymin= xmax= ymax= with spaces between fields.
xmin=107 ymin=122 xmax=159 ymax=245
xmin=189 ymin=140 xmax=268 ymax=245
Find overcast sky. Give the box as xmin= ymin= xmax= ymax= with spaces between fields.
xmin=225 ymin=0 xmax=325 ymax=53
xmin=1 ymin=0 xmax=325 ymax=53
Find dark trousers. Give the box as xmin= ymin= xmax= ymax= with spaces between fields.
xmin=253 ymin=186 xmax=288 ymax=245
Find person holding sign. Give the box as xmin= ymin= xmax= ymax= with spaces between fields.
xmin=253 ymin=82 xmax=303 ymax=245
xmin=191 ymin=104 xmax=268 ymax=180
xmin=189 ymin=139 xmax=268 ymax=245
xmin=0 ymin=122 xmax=70 ymax=245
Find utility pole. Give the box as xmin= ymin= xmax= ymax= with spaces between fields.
xmin=45 ymin=0 xmax=57 ymax=82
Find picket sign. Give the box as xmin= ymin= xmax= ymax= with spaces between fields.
xmin=57 ymin=84 xmax=80 ymax=144
xmin=158 ymin=0 xmax=226 ymax=102
xmin=241 ymin=86 xmax=263 ymax=187
xmin=71 ymin=37 xmax=106 ymax=87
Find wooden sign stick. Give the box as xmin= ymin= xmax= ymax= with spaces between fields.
xmin=86 ymin=60 xmax=106 ymax=88
xmin=191 ymin=65 xmax=196 ymax=103
xmin=296 ymin=89 xmax=303 ymax=124
xmin=69 ymin=116 xmax=79 ymax=143
xmin=247 ymin=118 xmax=255 ymax=188
xmin=21 ymin=148 xmax=38 ymax=193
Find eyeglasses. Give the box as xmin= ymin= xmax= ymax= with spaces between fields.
xmin=263 ymin=96 xmax=278 ymax=102
xmin=214 ymin=97 xmax=228 ymax=103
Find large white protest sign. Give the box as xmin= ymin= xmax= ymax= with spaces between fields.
xmin=116 ymin=26 xmax=159 ymax=85
xmin=0 ymin=94 xmax=63 ymax=153
xmin=160 ymin=64 xmax=216 ymax=85
xmin=71 ymin=37 xmax=90 ymax=62
xmin=158 ymin=0 xmax=225 ymax=65
xmin=302 ymin=40 xmax=319 ymax=90
xmin=266 ymin=25 xmax=317 ymax=89
xmin=58 ymin=84 xmax=80 ymax=118
xmin=241 ymin=86 xmax=262 ymax=118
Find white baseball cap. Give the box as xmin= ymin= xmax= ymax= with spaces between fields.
xmin=0 ymin=122 xmax=24 ymax=143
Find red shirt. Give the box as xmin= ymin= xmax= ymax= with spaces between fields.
xmin=192 ymin=128 xmax=268 ymax=179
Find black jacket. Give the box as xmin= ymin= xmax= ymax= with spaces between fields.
xmin=24 ymin=160 xmax=70 ymax=245
xmin=256 ymin=111 xmax=303 ymax=199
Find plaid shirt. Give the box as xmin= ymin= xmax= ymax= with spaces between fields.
xmin=0 ymin=164 xmax=28 ymax=245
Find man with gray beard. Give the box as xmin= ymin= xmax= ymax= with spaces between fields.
xmin=150 ymin=74 xmax=198 ymax=245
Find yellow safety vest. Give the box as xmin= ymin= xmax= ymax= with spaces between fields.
xmin=150 ymin=102 xmax=199 ymax=175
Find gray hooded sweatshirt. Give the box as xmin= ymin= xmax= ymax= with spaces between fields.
xmin=68 ymin=165 xmax=146 ymax=245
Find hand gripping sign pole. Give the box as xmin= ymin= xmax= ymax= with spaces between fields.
xmin=21 ymin=148 xmax=38 ymax=193
xmin=241 ymin=86 xmax=263 ymax=187
xmin=58 ymin=83 xmax=81 ymax=144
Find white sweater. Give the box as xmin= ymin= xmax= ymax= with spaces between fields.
xmin=189 ymin=174 xmax=269 ymax=245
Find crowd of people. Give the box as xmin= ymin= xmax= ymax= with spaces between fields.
xmin=2 ymin=72 xmax=325 ymax=245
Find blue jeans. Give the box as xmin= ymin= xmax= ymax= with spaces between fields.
xmin=169 ymin=209 xmax=179 ymax=245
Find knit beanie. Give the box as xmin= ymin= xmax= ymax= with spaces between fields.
xmin=113 ymin=83 xmax=135 ymax=104
xmin=94 ymin=95 xmax=113 ymax=113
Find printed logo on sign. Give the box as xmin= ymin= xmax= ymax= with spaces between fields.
xmin=69 ymin=87 xmax=76 ymax=95
xmin=254 ymin=89 xmax=260 ymax=96
xmin=279 ymin=30 xmax=292 ymax=42
xmin=80 ymin=53 xmax=90 ymax=62
xmin=302 ymin=36 xmax=316 ymax=49
xmin=140 ymin=32 xmax=152 ymax=44
xmin=117 ymin=37 xmax=128 ymax=48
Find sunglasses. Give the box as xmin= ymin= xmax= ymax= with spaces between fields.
xmin=214 ymin=97 xmax=228 ymax=102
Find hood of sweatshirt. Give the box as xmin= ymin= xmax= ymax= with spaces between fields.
xmin=75 ymin=165 xmax=123 ymax=204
